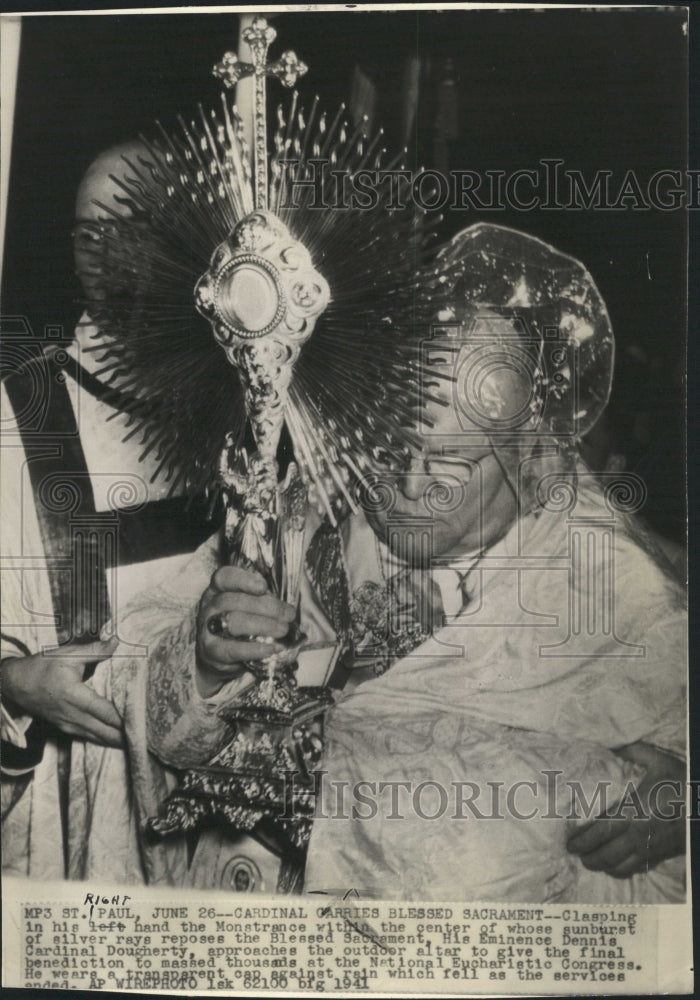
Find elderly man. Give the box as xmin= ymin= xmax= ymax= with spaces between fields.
xmin=63 ymin=230 xmax=686 ymax=899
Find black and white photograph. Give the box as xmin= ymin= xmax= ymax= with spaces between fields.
xmin=0 ymin=4 xmax=693 ymax=994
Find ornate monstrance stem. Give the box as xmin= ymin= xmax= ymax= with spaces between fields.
xmin=150 ymin=18 xmax=331 ymax=867
xmin=206 ymin=18 xmax=318 ymax=597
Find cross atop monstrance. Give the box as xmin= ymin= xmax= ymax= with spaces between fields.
xmin=213 ymin=15 xmax=308 ymax=210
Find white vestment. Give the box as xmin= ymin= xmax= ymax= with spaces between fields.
xmin=50 ymin=478 xmax=686 ymax=902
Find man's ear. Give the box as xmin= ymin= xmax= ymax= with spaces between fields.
xmin=74 ymin=141 xmax=151 ymax=300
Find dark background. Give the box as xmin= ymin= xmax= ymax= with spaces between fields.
xmin=2 ymin=8 xmax=688 ymax=542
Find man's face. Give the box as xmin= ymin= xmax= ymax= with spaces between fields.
xmin=364 ymin=388 xmax=519 ymax=561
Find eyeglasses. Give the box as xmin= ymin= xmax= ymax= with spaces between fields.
xmin=371 ymin=448 xmax=494 ymax=484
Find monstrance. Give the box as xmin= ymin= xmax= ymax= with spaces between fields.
xmin=146 ymin=19 xmax=337 ymax=860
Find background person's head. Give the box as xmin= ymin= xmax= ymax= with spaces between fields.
xmin=74 ymin=141 xmax=152 ymax=304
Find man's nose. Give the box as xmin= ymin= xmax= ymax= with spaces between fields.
xmin=398 ymin=462 xmax=427 ymax=502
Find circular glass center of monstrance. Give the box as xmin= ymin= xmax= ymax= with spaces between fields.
xmin=216 ymin=263 xmax=283 ymax=336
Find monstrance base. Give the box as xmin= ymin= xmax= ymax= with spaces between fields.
xmin=148 ymin=684 xmax=335 ymax=852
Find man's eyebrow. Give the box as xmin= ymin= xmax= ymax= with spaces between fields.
xmin=428 ymin=448 xmax=493 ymax=461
